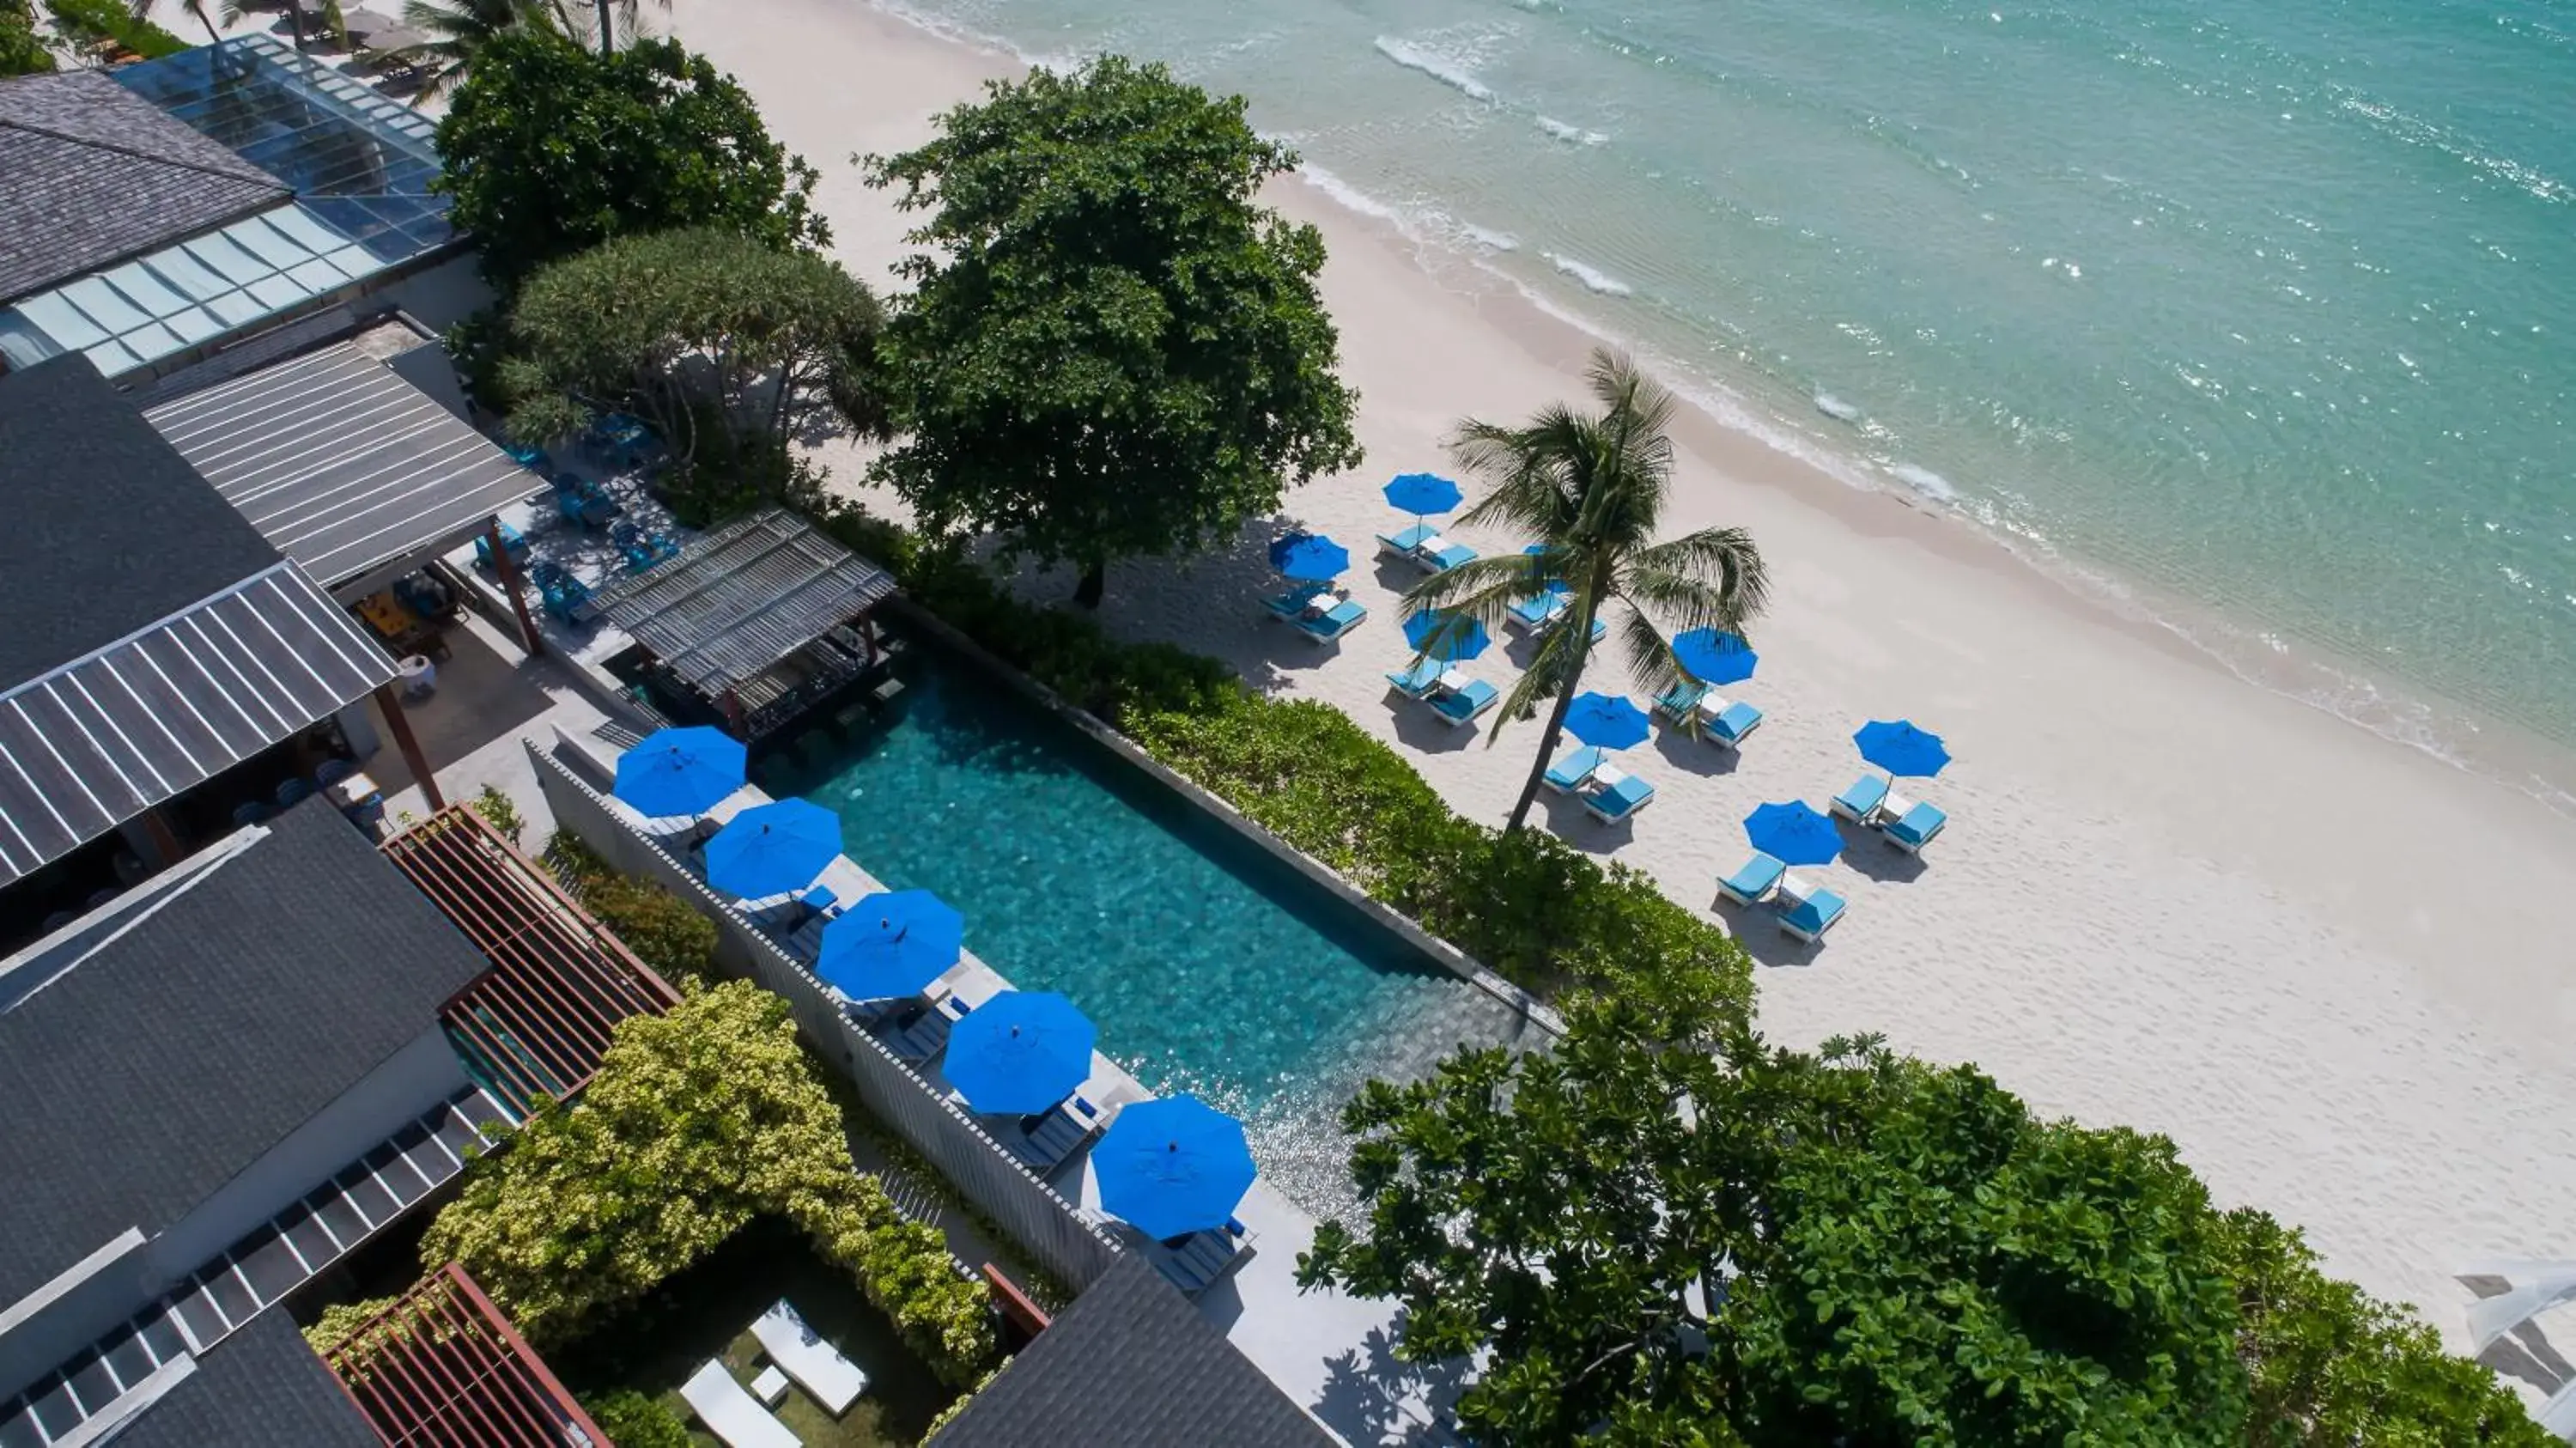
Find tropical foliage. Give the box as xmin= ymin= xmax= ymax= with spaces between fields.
xmin=1406 ymin=349 xmax=1768 ymax=831
xmin=866 ymin=56 xmax=1362 ymax=607
xmin=418 ymin=980 xmax=996 ymax=1379
xmin=45 ymin=0 xmax=182 ymax=56
xmin=580 ymin=1390 xmax=692 ymax=1448
xmin=397 ymin=0 xmax=568 ymax=100
xmin=301 ymin=1295 xmax=401 ymax=1357
xmin=1295 ymin=970 xmax=2548 ymax=1445
xmin=434 ymin=31 xmax=827 ymax=287
xmin=544 ymin=830 xmax=713 ymax=989
xmin=493 ymin=228 xmax=887 ymax=502
xmin=1 ymin=0 xmax=51 ymax=74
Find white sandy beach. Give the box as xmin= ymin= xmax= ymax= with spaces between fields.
xmin=666 ymin=0 xmax=2576 ymax=1372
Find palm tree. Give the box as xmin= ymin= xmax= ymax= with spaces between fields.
xmin=396 ymin=0 xmax=568 ymax=96
xmin=1406 ymin=349 xmax=1771 ymax=833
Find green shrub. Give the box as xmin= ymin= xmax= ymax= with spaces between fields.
xmin=301 ymin=1296 xmax=401 ymax=1358
xmin=581 ymin=1390 xmax=693 ymax=1448
xmin=469 ymin=783 xmax=526 ymax=846
xmin=829 ymin=508 xmax=1750 ymax=1009
xmin=544 ymin=830 xmax=717 ymax=989
xmin=40 ymin=0 xmax=183 ymax=56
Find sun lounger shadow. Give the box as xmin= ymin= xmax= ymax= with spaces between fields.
xmin=1648 ymin=728 xmax=1743 ymax=776
xmin=1385 ymin=697 xmax=1476 ymax=752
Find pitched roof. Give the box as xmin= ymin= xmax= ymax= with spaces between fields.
xmin=0 ymin=800 xmax=490 ymax=1306
xmin=930 ymin=1254 xmax=1338 ymax=1448
xmin=0 ymin=356 xmax=283 ymax=685
xmin=111 ymin=1311 xmax=380 ymax=1448
xmin=0 ymin=70 xmax=288 ymax=303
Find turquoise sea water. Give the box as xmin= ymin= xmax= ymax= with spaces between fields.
xmin=756 ymin=649 xmax=1536 ymax=1219
xmin=874 ymin=0 xmax=2576 ymax=794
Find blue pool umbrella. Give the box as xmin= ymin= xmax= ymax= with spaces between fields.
xmin=1854 ymin=720 xmax=1952 ymax=778
xmin=1268 ymin=532 xmax=1351 ymax=581
xmin=703 ymin=798 xmax=841 ymax=898
xmin=1095 ymin=1095 xmax=1258 ymax=1242
xmin=1561 ymin=692 xmax=1651 ymax=751
xmin=1403 ymin=608 xmax=1490 ymax=662
xmin=1383 ymin=472 xmax=1463 ymax=518
xmin=816 ymin=889 xmax=963 ymax=1001
xmin=945 ymin=991 xmax=1097 ymax=1117
xmin=1672 ymin=629 xmax=1759 ymax=687
xmin=613 ymin=726 xmax=744 ymax=818
xmin=1744 ymin=801 xmax=1843 ymax=867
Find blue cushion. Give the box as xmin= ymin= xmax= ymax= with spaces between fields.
xmin=1386 ymin=659 xmax=1442 ymax=695
xmin=1433 ymin=678 xmax=1496 ymax=721
xmin=1655 ymin=682 xmax=1710 ymax=716
xmin=1781 ymin=889 xmax=1848 ymax=939
xmin=1887 ymin=801 xmax=1947 ymax=848
xmin=1595 ymin=775 xmax=1656 ymax=817
xmin=1427 ymin=542 xmax=1478 ymax=571
xmin=1834 ymin=774 xmax=1889 ymax=818
xmin=1545 ymin=745 xmax=1606 ymax=789
xmin=1379 ymin=522 xmax=1436 ymax=552
xmin=1509 ymin=593 xmax=1564 ymax=627
xmin=1710 ymin=700 xmax=1764 ymax=742
xmin=1718 ymin=852 xmax=1786 ymax=903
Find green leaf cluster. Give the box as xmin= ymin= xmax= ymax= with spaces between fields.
xmin=544 ymin=830 xmax=715 ymax=989
xmin=580 ymin=1390 xmax=692 ymax=1448
xmin=434 ymin=31 xmax=827 ymax=288
xmin=849 ymin=524 xmax=1748 ymax=1008
xmin=865 ymin=56 xmax=1361 ymax=603
xmin=491 ymin=227 xmax=885 ymax=484
xmin=300 ymin=1295 xmax=403 ymax=1358
xmin=417 ymin=978 xmax=997 ymax=1379
xmin=2 ymin=0 xmax=52 ymax=75
xmin=41 ymin=0 xmax=184 ymax=58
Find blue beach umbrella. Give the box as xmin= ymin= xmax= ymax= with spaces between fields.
xmin=945 ymin=991 xmax=1097 ymax=1117
xmin=1854 ymin=720 xmax=1952 ymax=778
xmin=613 ymin=726 xmax=744 ymax=818
xmin=1672 ymin=629 xmax=1759 ymax=687
xmin=1562 ymin=691 xmax=1651 ymax=751
xmin=1382 ymin=472 xmax=1463 ymax=519
xmin=1744 ymin=801 xmax=1843 ymax=867
xmin=1095 ymin=1095 xmax=1258 ymax=1242
xmin=816 ymin=889 xmax=963 ymax=1001
xmin=1268 ymin=532 xmax=1351 ymax=581
xmin=1520 ymin=544 xmax=1571 ymax=598
xmin=703 ymin=798 xmax=841 ymax=898
xmin=1403 ymin=608 xmax=1490 ymax=662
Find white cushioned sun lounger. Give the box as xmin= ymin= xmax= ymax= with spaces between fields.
xmin=753 ymin=1299 xmax=868 ymax=1415
xmin=683 ymin=1360 xmax=799 ymax=1448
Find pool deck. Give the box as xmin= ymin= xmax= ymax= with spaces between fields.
xmin=570 ymin=745 xmax=1460 ymax=1445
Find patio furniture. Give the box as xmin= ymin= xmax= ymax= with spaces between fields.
xmin=1006 ymin=1093 xmax=1103 ymax=1175
xmin=612 ymin=520 xmax=681 ymax=573
xmin=1581 ymin=763 xmax=1656 ymax=824
xmin=1878 ymin=791 xmax=1948 ymax=855
xmin=1776 ymin=872 xmax=1849 ymax=943
xmin=1158 ymin=1220 xmax=1255 ymax=1296
xmin=1426 ymin=672 xmax=1498 ymax=727
xmin=1542 ymin=745 xmax=1607 ymax=794
xmin=750 ymin=1366 xmax=792 ymax=1408
xmin=1273 ymin=591 xmax=1366 ymax=643
xmin=752 ymin=1299 xmax=869 ymax=1415
xmin=680 ymin=1360 xmax=798 ymax=1448
xmin=1716 ymin=851 xmax=1788 ymax=908
xmin=1830 ymin=773 xmax=1891 ymax=825
xmin=1652 ymin=682 xmax=1765 ymax=749
xmin=880 ymin=991 xmax=971 ymax=1062
xmin=529 ymin=562 xmax=593 ymax=624
xmin=474 ymin=520 xmax=529 ymax=570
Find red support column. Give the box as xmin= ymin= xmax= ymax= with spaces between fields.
xmin=486 ymin=520 xmax=542 ymax=656
xmin=374 ymin=683 xmax=445 ymax=812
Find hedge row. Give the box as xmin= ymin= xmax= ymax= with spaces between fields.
xmin=823 ymin=511 xmax=1752 ymax=1012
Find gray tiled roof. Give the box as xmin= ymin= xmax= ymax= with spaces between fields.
xmin=0 ymin=70 xmax=289 ymax=303
xmin=932 ymin=1254 xmax=1339 ymax=1448
xmin=109 ymin=1311 xmax=380 ymax=1448
xmin=0 ymin=800 xmax=490 ymax=1306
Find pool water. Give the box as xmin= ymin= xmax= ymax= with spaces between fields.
xmin=755 ymin=644 xmax=1540 ymax=1219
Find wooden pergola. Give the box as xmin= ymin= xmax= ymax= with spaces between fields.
xmin=323 ymin=1262 xmax=606 ymax=1446
xmin=381 ymin=806 xmax=682 ymax=1117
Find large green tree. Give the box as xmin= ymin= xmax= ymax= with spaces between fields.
xmin=495 ymin=226 xmax=887 ymax=476
xmin=396 ymin=0 xmax=568 ymax=100
xmin=434 ymin=31 xmax=827 ymax=287
xmin=1298 ymin=979 xmax=2547 ymax=1445
xmin=1 ymin=0 xmax=52 ymax=75
xmin=866 ymin=56 xmax=1362 ymax=608
xmin=1406 ymin=350 xmax=1768 ymax=832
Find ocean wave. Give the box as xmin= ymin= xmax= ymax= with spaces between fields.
xmin=1296 ymin=163 xmax=1406 ymax=225
xmin=1373 ymin=36 xmax=1495 ymax=103
xmin=1460 ymin=223 xmax=1521 ymax=253
xmin=1536 ymin=115 xmax=1608 ymax=146
xmin=1543 ymin=252 xmax=1634 ymax=295
xmin=1814 ymin=392 xmax=1864 ymax=424
xmin=1886 ymin=462 xmax=1959 ymax=502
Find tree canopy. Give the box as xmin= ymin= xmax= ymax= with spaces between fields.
xmin=434 ymin=31 xmax=826 ymax=286
xmin=866 ymin=55 xmax=1362 ymax=606
xmin=3 ymin=0 xmax=53 ymax=74
xmin=1298 ymin=977 xmax=2543 ymax=1445
xmin=495 ymin=227 xmax=887 ymax=488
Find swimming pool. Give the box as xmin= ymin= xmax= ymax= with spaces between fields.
xmin=755 ymin=642 xmax=1539 ymax=1219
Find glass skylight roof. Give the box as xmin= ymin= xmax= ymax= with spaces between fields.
xmin=0 ymin=34 xmax=456 ymax=377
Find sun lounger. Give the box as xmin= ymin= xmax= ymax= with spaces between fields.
xmin=752 ymin=1299 xmax=869 ymax=1415
xmin=1879 ymin=793 xmax=1948 ymax=855
xmin=1505 ymin=591 xmax=1569 ymax=632
xmin=681 ymin=1360 xmax=799 ymax=1448
xmin=880 ymin=991 xmax=971 ymax=1062
xmin=1292 ymin=598 xmax=1366 ymax=642
xmin=1384 ymin=658 xmax=1443 ymax=697
xmin=1005 ymin=1094 xmax=1103 ymax=1174
xmin=1543 ymin=745 xmax=1607 ymax=794
xmin=1652 ymin=683 xmax=1765 ymax=749
xmin=1378 ymin=523 xmax=1476 ymax=575
xmin=1716 ymin=851 xmax=1788 ymax=908
xmin=1776 ymin=872 xmax=1848 ymax=943
xmin=1582 ymin=764 xmax=1656 ymax=824
xmin=1145 ymin=1220 xmax=1255 ymax=1297
xmin=1831 ymin=773 xmax=1891 ymax=824
xmin=1376 ymin=521 xmax=1437 ymax=562
xmin=1428 ymin=674 xmax=1498 ymax=727
xmin=1528 ymin=605 xmax=1607 ymax=646
xmin=1262 ymin=583 xmax=1334 ymax=620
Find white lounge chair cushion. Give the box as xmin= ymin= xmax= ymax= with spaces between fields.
xmin=682 ymin=1361 xmax=800 ymax=1448
xmin=1591 ymin=762 xmax=1631 ymax=788
xmin=752 ymin=1299 xmax=869 ymax=1415
xmin=1777 ymin=872 xmax=1820 ymax=910
xmin=1882 ymin=788 xmax=1917 ymax=818
xmin=1436 ymin=668 xmax=1472 ymax=693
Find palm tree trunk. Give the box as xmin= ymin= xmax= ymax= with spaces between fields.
xmin=1506 ymin=682 xmax=1582 ymax=833
xmin=592 ymin=0 xmax=611 ymax=54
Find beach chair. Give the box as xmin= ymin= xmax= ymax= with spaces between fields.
xmin=473 ymin=520 xmax=529 ymax=571
xmin=1428 ymin=673 xmax=1498 ymax=727
xmin=1877 ymin=788 xmax=1948 ymax=855
xmin=1384 ymin=657 xmax=1443 ymax=698
xmin=1543 ymin=745 xmax=1607 ymax=794
xmin=881 ymin=990 xmax=971 ymax=1062
xmin=501 ymin=441 xmax=550 ymax=471
xmin=1152 ymin=1220 xmax=1255 ymax=1297
xmin=681 ymin=1360 xmax=799 ymax=1448
xmin=1775 ymin=872 xmax=1849 ymax=943
xmin=1582 ymin=763 xmax=1656 ymax=824
xmin=1007 ymin=1093 xmax=1104 ymax=1175
xmin=1528 ymin=604 xmax=1607 ymax=647
xmin=1376 ymin=521 xmax=1437 ymax=563
xmin=1504 ymin=590 xmax=1571 ymax=633
xmin=1653 ymin=683 xmax=1765 ymax=749
xmin=1830 ymin=773 xmax=1892 ymax=824
xmin=1417 ymin=533 xmax=1478 ymax=573
xmin=1716 ymin=851 xmax=1788 ymax=908
xmin=1295 ymin=599 xmax=1367 ymax=643
xmin=751 ymin=1299 xmax=869 ymax=1415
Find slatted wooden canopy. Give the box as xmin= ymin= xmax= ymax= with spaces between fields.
xmin=324 ymin=1262 xmax=607 ymax=1447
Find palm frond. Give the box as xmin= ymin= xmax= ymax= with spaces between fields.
xmin=1616 ymin=605 xmax=1694 ymax=709
xmin=1401 ymin=551 xmax=1547 ymax=624
xmin=1623 ymin=525 xmax=1771 ymax=627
